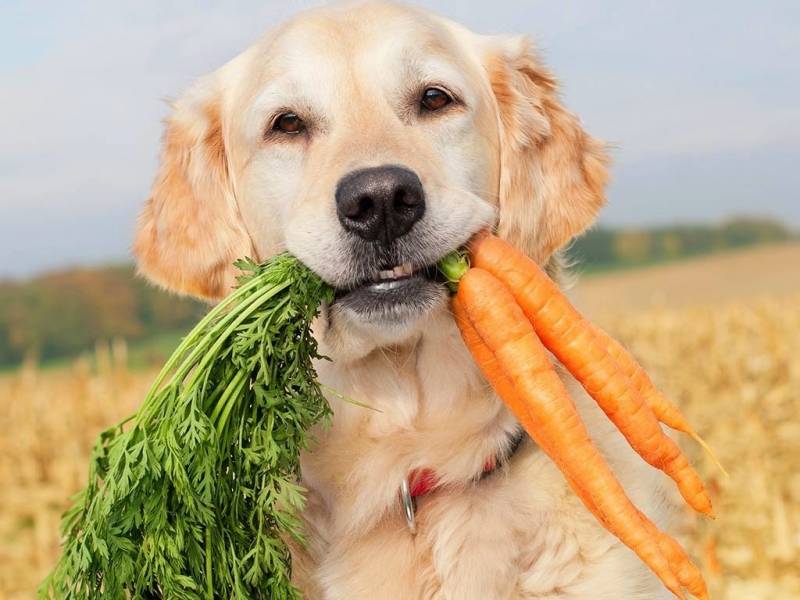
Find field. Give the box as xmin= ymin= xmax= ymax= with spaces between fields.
xmin=2 ymin=243 xmax=799 ymax=599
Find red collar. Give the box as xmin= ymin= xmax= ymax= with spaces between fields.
xmin=406 ymin=427 xmax=526 ymax=498
xmin=398 ymin=429 xmax=526 ymax=534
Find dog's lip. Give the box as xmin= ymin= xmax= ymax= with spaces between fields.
xmin=331 ymin=268 xmax=444 ymax=320
xmin=333 ymin=261 xmax=444 ymax=298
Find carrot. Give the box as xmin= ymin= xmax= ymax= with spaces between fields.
xmin=586 ymin=323 xmax=691 ymax=431
xmin=453 ymin=295 xmax=544 ymax=438
xmin=469 ymin=233 xmax=714 ymax=517
xmin=587 ymin=322 xmax=727 ymax=477
xmin=454 ymin=269 xmax=687 ymax=599
xmin=453 ymin=289 xmax=708 ymax=599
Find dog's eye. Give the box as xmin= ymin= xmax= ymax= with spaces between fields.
xmin=273 ymin=112 xmax=305 ymax=134
xmin=421 ymin=87 xmax=452 ymax=112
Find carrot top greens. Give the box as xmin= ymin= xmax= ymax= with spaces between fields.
xmin=42 ymin=250 xmax=469 ymax=599
xmin=41 ymin=254 xmax=333 ymax=600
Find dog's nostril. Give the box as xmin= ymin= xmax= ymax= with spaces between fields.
xmin=357 ymin=196 xmax=373 ymax=219
xmin=394 ymin=188 xmax=415 ymax=209
xmin=343 ymin=195 xmax=373 ymax=220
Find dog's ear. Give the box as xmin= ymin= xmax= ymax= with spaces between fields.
xmin=133 ymin=76 xmax=252 ymax=301
xmin=486 ymin=36 xmax=610 ymax=263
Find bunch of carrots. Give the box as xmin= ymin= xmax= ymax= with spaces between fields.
xmin=445 ymin=233 xmax=721 ymax=600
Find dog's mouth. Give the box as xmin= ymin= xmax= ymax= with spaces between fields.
xmin=332 ymin=261 xmax=447 ymax=321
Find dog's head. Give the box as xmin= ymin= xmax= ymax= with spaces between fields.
xmin=134 ymin=2 xmax=608 ymax=355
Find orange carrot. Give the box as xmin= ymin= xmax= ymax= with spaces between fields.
xmin=453 ymin=291 xmax=707 ymax=599
xmin=587 ymin=322 xmax=726 ymax=477
xmin=469 ymin=233 xmax=714 ymax=516
xmin=586 ymin=322 xmax=690 ymax=431
xmin=453 ymin=295 xmax=544 ymax=437
xmin=455 ymin=268 xmax=687 ymax=598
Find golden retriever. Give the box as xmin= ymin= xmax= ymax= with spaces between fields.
xmin=134 ymin=2 xmax=678 ymax=598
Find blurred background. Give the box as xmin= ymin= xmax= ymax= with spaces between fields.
xmin=1 ymin=1 xmax=798 ymax=598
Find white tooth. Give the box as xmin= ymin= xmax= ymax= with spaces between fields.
xmin=392 ymin=263 xmax=412 ymax=278
xmin=379 ymin=270 xmax=394 ymax=280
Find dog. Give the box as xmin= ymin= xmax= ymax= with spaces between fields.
xmin=133 ymin=3 xmax=679 ymax=598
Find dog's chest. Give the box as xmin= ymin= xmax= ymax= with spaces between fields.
xmin=300 ymin=440 xmax=658 ymax=600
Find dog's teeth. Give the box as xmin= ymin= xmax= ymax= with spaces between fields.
xmin=395 ymin=263 xmax=413 ymax=277
xmin=376 ymin=264 xmax=413 ymax=282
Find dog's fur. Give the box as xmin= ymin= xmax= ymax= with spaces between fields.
xmin=133 ymin=3 xmax=678 ymax=598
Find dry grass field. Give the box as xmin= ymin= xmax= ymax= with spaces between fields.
xmin=1 ymin=243 xmax=798 ymax=599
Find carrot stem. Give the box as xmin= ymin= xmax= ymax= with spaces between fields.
xmin=437 ymin=250 xmax=470 ymax=292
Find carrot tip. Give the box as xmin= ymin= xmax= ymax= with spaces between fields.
xmin=689 ymin=430 xmax=728 ymax=478
xmin=695 ymin=497 xmax=715 ymax=519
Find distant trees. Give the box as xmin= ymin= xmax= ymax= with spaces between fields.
xmin=0 ymin=266 xmax=204 ymax=367
xmin=569 ymin=217 xmax=795 ymax=272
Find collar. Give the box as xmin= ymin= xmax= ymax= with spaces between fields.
xmin=399 ymin=427 xmax=527 ymax=534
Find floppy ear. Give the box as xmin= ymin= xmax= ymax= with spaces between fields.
xmin=133 ymin=77 xmax=253 ymax=301
xmin=486 ymin=36 xmax=610 ymax=264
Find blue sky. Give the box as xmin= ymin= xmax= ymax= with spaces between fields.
xmin=1 ymin=1 xmax=798 ymax=277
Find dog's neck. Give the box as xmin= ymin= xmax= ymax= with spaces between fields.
xmin=303 ymin=307 xmax=518 ymax=537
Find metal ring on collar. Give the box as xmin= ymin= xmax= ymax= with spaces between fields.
xmin=399 ymin=478 xmax=417 ymax=535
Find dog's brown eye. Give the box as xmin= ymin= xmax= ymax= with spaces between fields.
xmin=421 ymin=87 xmax=452 ymax=112
xmin=273 ymin=112 xmax=305 ymax=134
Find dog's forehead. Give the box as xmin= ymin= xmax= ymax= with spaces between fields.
xmin=264 ymin=5 xmax=467 ymax=88
xmin=236 ymin=5 xmax=479 ymax=140
xmin=274 ymin=3 xmax=448 ymax=52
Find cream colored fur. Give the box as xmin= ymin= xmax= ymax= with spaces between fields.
xmin=133 ymin=2 xmax=679 ymax=598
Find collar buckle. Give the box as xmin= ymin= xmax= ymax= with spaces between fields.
xmin=399 ymin=477 xmax=417 ymax=535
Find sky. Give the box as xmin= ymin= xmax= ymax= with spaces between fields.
xmin=1 ymin=1 xmax=798 ymax=277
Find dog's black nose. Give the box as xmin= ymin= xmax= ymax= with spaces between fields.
xmin=335 ymin=165 xmax=425 ymax=244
